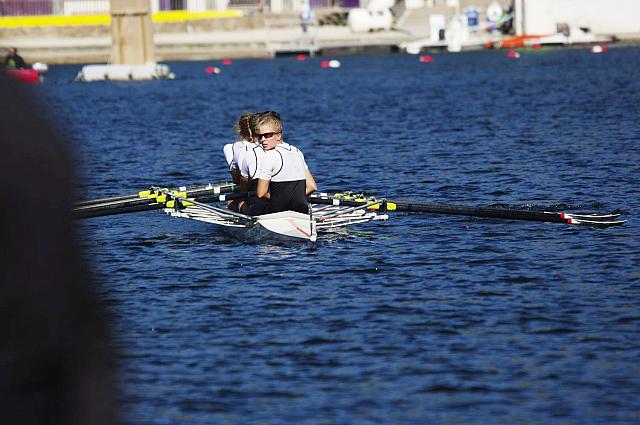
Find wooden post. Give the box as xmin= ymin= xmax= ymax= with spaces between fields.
xmin=110 ymin=0 xmax=155 ymax=65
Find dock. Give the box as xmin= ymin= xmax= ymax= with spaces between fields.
xmin=1 ymin=16 xmax=415 ymax=64
xmin=265 ymin=22 xmax=408 ymax=57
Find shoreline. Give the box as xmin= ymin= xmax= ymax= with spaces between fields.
xmin=2 ymin=16 xmax=639 ymax=65
xmin=1 ymin=23 xmax=413 ymax=64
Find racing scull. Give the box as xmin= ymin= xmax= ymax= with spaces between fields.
xmin=73 ymin=182 xmax=626 ymax=242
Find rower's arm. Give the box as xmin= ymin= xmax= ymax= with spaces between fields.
xmin=257 ymin=179 xmax=270 ymax=200
xmin=305 ymin=169 xmax=317 ymax=195
xmin=230 ymin=168 xmax=241 ymax=185
xmin=239 ymin=175 xmax=250 ymax=193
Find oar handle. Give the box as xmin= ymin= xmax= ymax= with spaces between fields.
xmin=74 ymin=182 xmax=231 ymax=207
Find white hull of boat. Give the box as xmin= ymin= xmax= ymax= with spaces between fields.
xmin=523 ymin=27 xmax=614 ymax=47
xmin=252 ymin=211 xmax=317 ymax=242
xmin=164 ymin=201 xmax=387 ymax=242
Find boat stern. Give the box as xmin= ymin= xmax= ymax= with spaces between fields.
xmin=256 ymin=211 xmax=317 ymax=242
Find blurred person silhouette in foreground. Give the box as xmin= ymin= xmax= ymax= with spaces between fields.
xmin=0 ymin=73 xmax=118 ymax=424
xmin=3 ymin=47 xmax=27 ymax=69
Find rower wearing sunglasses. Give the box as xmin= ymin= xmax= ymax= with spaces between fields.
xmin=241 ymin=111 xmax=317 ymax=215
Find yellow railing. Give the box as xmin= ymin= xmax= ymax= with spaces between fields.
xmin=0 ymin=9 xmax=243 ymax=28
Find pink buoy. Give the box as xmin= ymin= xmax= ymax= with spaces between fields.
xmin=205 ymin=66 xmax=221 ymax=74
xmin=419 ymin=55 xmax=433 ymax=63
xmin=320 ymin=60 xmax=330 ymax=68
xmin=296 ymin=54 xmax=306 ymax=61
xmin=507 ymin=50 xmax=520 ymax=59
xmin=222 ymin=58 xmax=233 ymax=65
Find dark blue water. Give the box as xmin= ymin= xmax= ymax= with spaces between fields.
xmin=39 ymin=48 xmax=639 ymax=424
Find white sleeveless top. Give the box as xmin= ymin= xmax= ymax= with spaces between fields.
xmin=223 ymin=143 xmax=234 ymax=167
xmin=240 ymin=144 xmax=267 ymax=180
xmin=225 ymin=140 xmax=254 ymax=171
xmin=256 ymin=143 xmax=308 ymax=182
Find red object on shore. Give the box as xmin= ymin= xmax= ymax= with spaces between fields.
xmin=5 ymin=68 xmax=40 ymax=84
xmin=222 ymin=58 xmax=233 ymax=65
xmin=419 ymin=54 xmax=433 ymax=63
xmin=486 ymin=35 xmax=542 ymax=49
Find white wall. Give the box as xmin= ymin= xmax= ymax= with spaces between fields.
xmin=521 ymin=0 xmax=640 ymax=35
xmin=63 ymin=0 xmax=109 ymax=15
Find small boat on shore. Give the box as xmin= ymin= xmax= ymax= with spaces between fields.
xmin=523 ymin=26 xmax=615 ymax=47
xmin=4 ymin=62 xmax=48 ymax=84
xmin=487 ymin=27 xmax=615 ymax=49
xmin=5 ymin=68 xmax=40 ymax=84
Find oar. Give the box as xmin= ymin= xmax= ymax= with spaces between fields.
xmin=74 ymin=182 xmax=230 ymax=207
xmin=73 ymin=183 xmax=239 ymax=219
xmin=152 ymin=187 xmax=257 ymax=223
xmin=309 ymin=193 xmax=625 ymax=226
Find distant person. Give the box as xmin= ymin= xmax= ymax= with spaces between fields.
xmin=300 ymin=1 xmax=314 ymax=33
xmin=3 ymin=47 xmax=27 ymax=69
xmin=257 ymin=0 xmax=266 ymax=14
xmin=255 ymin=112 xmax=317 ymax=214
xmin=501 ymin=3 xmax=514 ymax=35
xmin=0 ymin=72 xmax=118 ymax=425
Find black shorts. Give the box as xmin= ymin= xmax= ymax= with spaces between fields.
xmin=238 ymin=197 xmax=269 ymax=216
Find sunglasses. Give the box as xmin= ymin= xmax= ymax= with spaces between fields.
xmin=256 ymin=132 xmax=279 ymax=139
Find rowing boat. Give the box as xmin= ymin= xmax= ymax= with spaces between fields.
xmin=161 ymin=188 xmax=388 ymax=242
xmin=73 ymin=182 xmax=625 ymax=242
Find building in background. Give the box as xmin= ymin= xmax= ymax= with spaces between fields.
xmin=514 ymin=0 xmax=640 ymax=37
xmin=0 ymin=0 xmax=351 ymax=15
